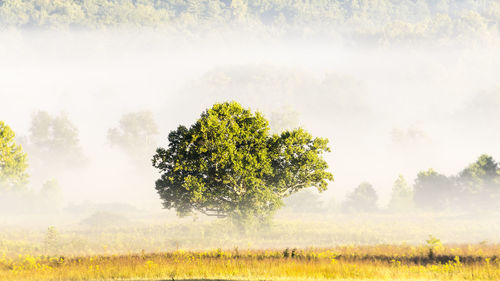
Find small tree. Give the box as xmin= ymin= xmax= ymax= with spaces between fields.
xmin=0 ymin=121 xmax=28 ymax=191
xmin=152 ymin=101 xmax=333 ymax=225
xmin=341 ymin=182 xmax=378 ymax=213
xmin=388 ymin=175 xmax=413 ymax=211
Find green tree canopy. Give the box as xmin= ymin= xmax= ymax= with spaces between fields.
xmin=0 ymin=121 xmax=28 ymax=191
xmin=152 ymin=101 xmax=333 ymax=224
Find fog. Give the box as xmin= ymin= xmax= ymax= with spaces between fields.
xmin=1 ymin=26 xmax=500 ymax=253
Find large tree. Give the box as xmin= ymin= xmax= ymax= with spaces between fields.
xmin=152 ymin=101 xmax=333 ymax=223
xmin=0 ymin=121 xmax=28 ymax=191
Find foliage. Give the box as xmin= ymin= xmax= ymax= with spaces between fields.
xmin=0 ymin=121 xmax=28 ymax=191
xmin=458 ymin=154 xmax=500 ymax=191
xmin=341 ymin=182 xmax=378 ymax=213
xmin=152 ymin=101 xmax=333 ymax=224
xmin=0 ymin=0 xmax=499 ymax=44
xmin=426 ymin=235 xmax=443 ymax=260
xmin=108 ymin=110 xmax=159 ymax=163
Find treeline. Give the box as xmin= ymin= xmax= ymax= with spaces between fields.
xmin=2 ymin=112 xmax=500 ymax=215
xmin=286 ymin=154 xmax=500 ymax=214
xmin=0 ymin=0 xmax=499 ymax=42
xmin=0 ymin=111 xmax=159 ymax=214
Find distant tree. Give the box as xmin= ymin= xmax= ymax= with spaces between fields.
xmin=458 ymin=154 xmax=500 ymax=191
xmin=152 ymin=101 xmax=333 ymax=225
xmin=0 ymin=121 xmax=28 ymax=191
xmin=0 ymin=0 xmax=497 ymax=43
xmin=341 ymin=182 xmax=378 ymax=213
xmin=388 ymin=175 xmax=413 ymax=211
xmin=413 ymin=169 xmax=454 ymax=210
xmin=27 ymin=111 xmax=86 ymax=171
xmin=107 ymin=110 xmax=159 ymax=163
xmin=456 ymin=154 xmax=500 ymax=210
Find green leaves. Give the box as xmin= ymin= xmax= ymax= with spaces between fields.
xmin=268 ymin=128 xmax=333 ymax=196
xmin=153 ymin=101 xmax=333 ymax=224
xmin=0 ymin=121 xmax=28 ymax=191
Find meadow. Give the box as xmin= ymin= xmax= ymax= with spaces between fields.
xmin=1 ymin=245 xmax=500 ymax=281
xmin=1 ymin=213 xmax=500 ymax=280
xmin=2 ymin=213 xmax=499 ymax=256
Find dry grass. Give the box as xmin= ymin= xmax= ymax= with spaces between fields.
xmin=1 ymin=246 xmax=500 ymax=280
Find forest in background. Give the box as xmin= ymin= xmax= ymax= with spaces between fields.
xmin=0 ymin=0 xmax=499 ymax=45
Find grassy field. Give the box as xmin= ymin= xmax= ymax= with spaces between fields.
xmin=2 ymin=213 xmax=500 ymax=258
xmin=1 ymin=214 xmax=499 ymax=280
xmin=1 ymin=245 xmax=500 ymax=281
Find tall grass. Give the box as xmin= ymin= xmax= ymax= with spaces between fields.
xmin=1 ymin=247 xmax=499 ymax=280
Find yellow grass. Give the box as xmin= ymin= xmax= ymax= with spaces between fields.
xmin=1 ymin=247 xmax=499 ymax=281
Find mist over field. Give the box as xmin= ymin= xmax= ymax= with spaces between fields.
xmin=1 ymin=0 xmax=500 ymax=257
